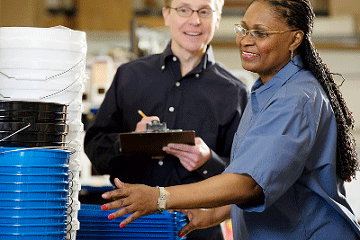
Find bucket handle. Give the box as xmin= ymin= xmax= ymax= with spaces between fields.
xmin=0 ymin=145 xmax=77 ymax=155
xmin=39 ymin=73 xmax=83 ymax=100
xmin=0 ymin=57 xmax=85 ymax=81
xmin=0 ymin=123 xmax=31 ymax=143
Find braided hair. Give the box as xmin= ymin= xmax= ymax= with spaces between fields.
xmin=250 ymin=0 xmax=358 ymax=181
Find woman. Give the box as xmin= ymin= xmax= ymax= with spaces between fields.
xmin=101 ymin=0 xmax=360 ymax=239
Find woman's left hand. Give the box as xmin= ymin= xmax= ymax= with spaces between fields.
xmin=101 ymin=178 xmax=159 ymax=227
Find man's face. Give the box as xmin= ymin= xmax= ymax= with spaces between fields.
xmin=163 ymin=0 xmax=221 ymax=56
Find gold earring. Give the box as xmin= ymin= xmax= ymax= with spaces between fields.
xmin=290 ymin=50 xmax=294 ymax=60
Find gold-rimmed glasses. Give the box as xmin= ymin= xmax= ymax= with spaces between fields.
xmin=234 ymin=24 xmax=297 ymax=40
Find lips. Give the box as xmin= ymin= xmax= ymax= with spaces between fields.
xmin=242 ymin=51 xmax=259 ymax=59
xmin=185 ymin=32 xmax=202 ymax=36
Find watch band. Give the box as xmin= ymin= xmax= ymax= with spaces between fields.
xmin=157 ymin=186 xmax=167 ymax=214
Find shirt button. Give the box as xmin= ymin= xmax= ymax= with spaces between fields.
xmin=158 ymin=160 xmax=164 ymax=166
xmin=203 ymin=170 xmax=208 ymax=175
xmin=195 ymin=73 xmax=200 ymax=78
xmin=175 ymin=82 xmax=180 ymax=87
xmin=169 ymin=107 xmax=175 ymax=112
xmin=161 ymin=65 xmax=165 ymax=70
xmin=173 ymin=57 xmax=177 ymax=62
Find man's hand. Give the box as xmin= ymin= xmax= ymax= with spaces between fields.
xmin=162 ymin=137 xmax=211 ymax=171
xmin=135 ymin=116 xmax=160 ymax=132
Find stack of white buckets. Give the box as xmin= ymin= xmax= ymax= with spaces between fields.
xmin=0 ymin=26 xmax=87 ymax=239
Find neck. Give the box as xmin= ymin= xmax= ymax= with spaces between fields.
xmin=171 ymin=44 xmax=206 ymax=77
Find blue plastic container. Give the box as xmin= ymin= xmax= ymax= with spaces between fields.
xmin=0 ymin=198 xmax=68 ymax=208
xmin=0 ymin=223 xmax=67 ymax=233
xmin=79 ymin=222 xmax=177 ymax=231
xmin=0 ymin=147 xmax=70 ymax=166
xmin=0 ymin=164 xmax=69 ymax=174
xmin=1 ymin=231 xmax=66 ymax=240
xmin=0 ymin=214 xmax=67 ymax=225
xmin=0 ymin=181 xmax=69 ymax=191
xmin=0 ymin=206 xmax=67 ymax=216
xmin=77 ymin=230 xmax=177 ymax=240
xmin=77 ymin=204 xmax=188 ymax=240
xmin=0 ymin=190 xmax=68 ymax=199
xmin=0 ymin=173 xmax=69 ymax=182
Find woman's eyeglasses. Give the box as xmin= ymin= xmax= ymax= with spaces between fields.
xmin=167 ymin=6 xmax=216 ymax=18
xmin=234 ymin=24 xmax=296 ymax=40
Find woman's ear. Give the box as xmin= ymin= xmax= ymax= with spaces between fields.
xmin=289 ymin=30 xmax=304 ymax=52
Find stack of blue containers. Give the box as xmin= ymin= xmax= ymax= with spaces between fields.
xmin=0 ymin=147 xmax=70 ymax=240
xmin=77 ymin=204 xmax=188 ymax=240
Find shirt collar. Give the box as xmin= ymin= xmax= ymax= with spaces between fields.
xmin=160 ymin=40 xmax=216 ymax=73
xmin=252 ymin=55 xmax=304 ymax=92
xmin=250 ymin=55 xmax=304 ymax=113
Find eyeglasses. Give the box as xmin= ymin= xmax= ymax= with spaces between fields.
xmin=167 ymin=6 xmax=216 ymax=18
xmin=234 ymin=24 xmax=296 ymax=40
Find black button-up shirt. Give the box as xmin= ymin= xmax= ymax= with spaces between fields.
xmin=84 ymin=42 xmax=248 ymax=187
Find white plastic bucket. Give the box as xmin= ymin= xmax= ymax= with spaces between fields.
xmin=0 ymin=26 xmax=86 ymax=45
xmin=0 ymin=80 xmax=84 ymax=104
xmin=0 ymin=48 xmax=85 ymax=63
xmin=0 ymin=60 xmax=85 ymax=81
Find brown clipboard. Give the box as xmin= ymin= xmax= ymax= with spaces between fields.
xmin=119 ymin=130 xmax=195 ymax=157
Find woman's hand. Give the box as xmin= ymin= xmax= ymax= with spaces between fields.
xmin=101 ymin=178 xmax=159 ymax=227
xmin=177 ymin=206 xmax=231 ymax=238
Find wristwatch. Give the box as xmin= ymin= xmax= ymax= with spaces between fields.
xmin=157 ymin=187 xmax=167 ymax=214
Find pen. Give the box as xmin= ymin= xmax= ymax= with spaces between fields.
xmin=138 ymin=110 xmax=147 ymax=118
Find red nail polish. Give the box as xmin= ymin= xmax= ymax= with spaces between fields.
xmin=108 ymin=214 xmax=114 ymax=220
xmin=179 ymin=233 xmax=185 ymax=238
xmin=120 ymin=224 xmax=125 ymax=228
xmin=101 ymin=205 xmax=108 ymax=211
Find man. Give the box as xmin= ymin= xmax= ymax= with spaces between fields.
xmin=84 ymin=0 xmax=248 ymax=239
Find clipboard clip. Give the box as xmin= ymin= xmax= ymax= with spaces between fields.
xmin=146 ymin=120 xmax=169 ymax=132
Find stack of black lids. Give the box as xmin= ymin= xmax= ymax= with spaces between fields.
xmin=0 ymin=101 xmax=67 ymax=147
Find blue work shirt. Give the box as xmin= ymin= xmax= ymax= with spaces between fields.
xmin=224 ymin=55 xmax=360 ymax=239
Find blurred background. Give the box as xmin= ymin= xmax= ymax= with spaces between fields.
xmin=1 ymin=0 xmax=359 ymax=219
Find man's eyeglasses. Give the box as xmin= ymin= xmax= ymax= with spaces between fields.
xmin=168 ymin=6 xmax=216 ymax=18
xmin=234 ymin=24 xmax=296 ymax=40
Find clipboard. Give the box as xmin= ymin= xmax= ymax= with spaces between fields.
xmin=119 ymin=130 xmax=195 ymax=157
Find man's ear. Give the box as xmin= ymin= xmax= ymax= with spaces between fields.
xmin=289 ymin=30 xmax=304 ymax=52
xmin=215 ymin=13 xmax=222 ymax=30
xmin=162 ymin=7 xmax=171 ymax=27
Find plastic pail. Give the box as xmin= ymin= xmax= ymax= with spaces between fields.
xmin=0 ymin=147 xmax=70 ymax=166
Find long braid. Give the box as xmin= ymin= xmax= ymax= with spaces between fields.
xmin=253 ymin=0 xmax=359 ymax=181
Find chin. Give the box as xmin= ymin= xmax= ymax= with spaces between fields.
xmin=241 ymin=62 xmax=258 ymax=74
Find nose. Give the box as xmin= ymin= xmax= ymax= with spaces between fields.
xmin=188 ymin=11 xmax=201 ymax=24
xmin=237 ymin=32 xmax=254 ymax=47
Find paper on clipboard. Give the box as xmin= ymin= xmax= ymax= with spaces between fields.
xmin=119 ymin=130 xmax=195 ymax=157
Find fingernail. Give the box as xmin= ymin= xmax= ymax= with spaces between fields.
xmin=179 ymin=233 xmax=185 ymax=238
xmin=120 ymin=224 xmax=125 ymax=228
xmin=108 ymin=214 xmax=114 ymax=220
xmin=101 ymin=205 xmax=108 ymax=211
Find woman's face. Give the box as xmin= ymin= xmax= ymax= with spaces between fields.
xmin=163 ymin=0 xmax=221 ymax=57
xmin=237 ymin=1 xmax=295 ymax=83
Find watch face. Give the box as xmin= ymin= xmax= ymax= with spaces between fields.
xmin=157 ymin=187 xmax=167 ymax=214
